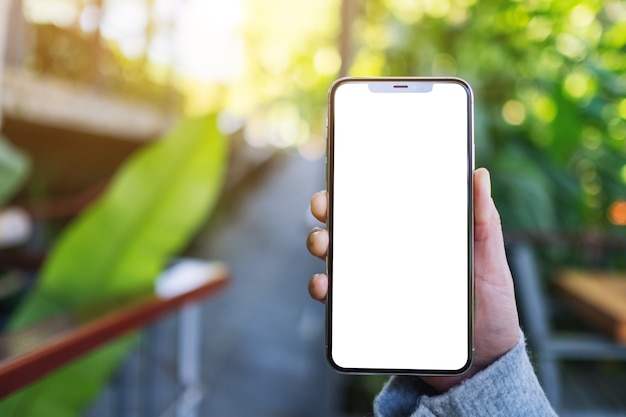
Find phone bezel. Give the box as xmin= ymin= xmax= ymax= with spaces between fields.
xmin=325 ymin=76 xmax=475 ymax=375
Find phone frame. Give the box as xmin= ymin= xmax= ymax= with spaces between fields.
xmin=325 ymin=76 xmax=475 ymax=375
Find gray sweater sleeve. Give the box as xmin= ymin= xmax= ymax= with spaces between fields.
xmin=373 ymin=333 xmax=557 ymax=417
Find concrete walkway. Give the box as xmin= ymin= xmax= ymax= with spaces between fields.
xmin=191 ymin=151 xmax=344 ymax=417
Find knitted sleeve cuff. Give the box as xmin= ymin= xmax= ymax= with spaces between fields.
xmin=373 ymin=331 xmax=557 ymax=417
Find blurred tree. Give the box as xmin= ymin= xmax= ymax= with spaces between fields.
xmin=346 ymin=0 xmax=626 ymax=232
xmin=235 ymin=0 xmax=626 ymax=231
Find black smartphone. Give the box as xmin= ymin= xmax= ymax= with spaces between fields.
xmin=326 ymin=77 xmax=474 ymax=374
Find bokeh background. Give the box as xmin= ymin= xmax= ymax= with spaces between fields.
xmin=1 ymin=0 xmax=626 ymax=416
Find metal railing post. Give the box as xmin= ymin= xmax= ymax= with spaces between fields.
xmin=176 ymin=303 xmax=203 ymax=417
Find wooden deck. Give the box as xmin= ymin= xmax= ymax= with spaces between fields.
xmin=1 ymin=68 xmax=177 ymax=199
xmin=2 ymin=68 xmax=174 ymax=141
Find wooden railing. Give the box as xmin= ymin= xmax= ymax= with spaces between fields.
xmin=0 ymin=259 xmax=229 ymax=402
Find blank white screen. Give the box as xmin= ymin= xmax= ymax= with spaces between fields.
xmin=329 ymin=80 xmax=472 ymax=372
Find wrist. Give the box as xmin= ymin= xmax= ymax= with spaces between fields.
xmin=420 ymin=331 xmax=522 ymax=393
xmin=420 ymin=367 xmax=481 ymax=393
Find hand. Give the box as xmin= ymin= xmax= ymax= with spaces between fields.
xmin=305 ymin=168 xmax=520 ymax=393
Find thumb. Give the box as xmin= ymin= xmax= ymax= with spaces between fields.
xmin=473 ymin=168 xmax=514 ymax=289
xmin=474 ymin=168 xmax=497 ymax=228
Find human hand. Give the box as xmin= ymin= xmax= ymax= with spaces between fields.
xmin=305 ymin=168 xmax=520 ymax=393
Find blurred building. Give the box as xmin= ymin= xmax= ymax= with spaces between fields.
xmin=1 ymin=0 xmax=177 ymax=199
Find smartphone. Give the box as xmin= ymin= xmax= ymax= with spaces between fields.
xmin=326 ymin=77 xmax=474 ymax=374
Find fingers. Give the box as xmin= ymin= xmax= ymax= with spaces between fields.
xmin=308 ymin=191 xmax=329 ymax=301
xmin=307 ymin=227 xmax=329 ymax=260
xmin=310 ymin=191 xmax=328 ymax=223
xmin=308 ymin=273 xmax=328 ymax=302
xmin=308 ymin=191 xmax=329 ymax=259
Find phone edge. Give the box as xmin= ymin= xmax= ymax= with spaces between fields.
xmin=324 ymin=76 xmax=475 ymax=376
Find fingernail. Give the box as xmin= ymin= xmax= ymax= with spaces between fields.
xmin=482 ymin=169 xmax=492 ymax=198
xmin=310 ymin=227 xmax=323 ymax=236
xmin=308 ymin=228 xmax=322 ymax=246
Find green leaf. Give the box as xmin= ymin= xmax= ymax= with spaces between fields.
xmin=492 ymin=145 xmax=557 ymax=230
xmin=547 ymin=87 xmax=582 ymax=165
xmin=1 ymin=115 xmax=227 ymax=416
xmin=0 ymin=135 xmax=31 ymax=206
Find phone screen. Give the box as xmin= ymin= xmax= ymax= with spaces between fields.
xmin=327 ymin=78 xmax=473 ymax=374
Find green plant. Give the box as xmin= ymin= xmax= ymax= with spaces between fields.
xmin=0 ymin=115 xmax=227 ymax=416
xmin=0 ymin=135 xmax=30 ymax=206
xmin=349 ymin=0 xmax=626 ymax=232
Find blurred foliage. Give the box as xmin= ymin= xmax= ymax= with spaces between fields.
xmin=233 ymin=0 xmax=340 ymax=151
xmin=0 ymin=136 xmax=30 ymax=206
xmin=346 ymin=0 xmax=626 ymax=232
xmin=0 ymin=116 xmax=227 ymax=416
xmin=237 ymin=0 xmax=626 ymax=230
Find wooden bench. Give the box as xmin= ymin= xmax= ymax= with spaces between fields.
xmin=0 ymin=259 xmax=229 ymax=399
xmin=555 ymin=269 xmax=626 ymax=344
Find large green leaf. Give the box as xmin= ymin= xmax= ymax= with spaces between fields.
xmin=1 ymin=115 xmax=227 ymax=416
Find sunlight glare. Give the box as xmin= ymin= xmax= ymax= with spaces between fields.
xmin=292 ymin=65 xmax=317 ymax=89
xmin=148 ymin=34 xmax=173 ymax=66
xmin=423 ymin=0 xmax=450 ymax=18
xmin=502 ymin=100 xmax=526 ymax=126
xmin=259 ymin=44 xmax=291 ymax=75
xmin=118 ymin=37 xmax=147 ymax=59
xmin=24 ymin=0 xmax=78 ymax=26
xmin=564 ymin=72 xmax=590 ymax=99
xmin=605 ymin=1 xmax=626 ymax=23
xmin=313 ymin=47 xmax=341 ymax=76
xmin=244 ymin=117 xmax=270 ymax=148
xmin=350 ymin=50 xmax=385 ymax=76
xmin=386 ymin=0 xmax=424 ymax=23
xmin=101 ymin=0 xmax=148 ymax=40
xmin=570 ymin=4 xmax=595 ymax=28
xmin=241 ymin=103 xmax=308 ymax=149
xmin=527 ymin=16 xmax=552 ymax=42
xmin=267 ymin=103 xmax=302 ymax=148
xmin=79 ymin=5 xmax=100 ymax=33
xmin=556 ymin=33 xmax=586 ymax=61
xmin=446 ymin=5 xmax=469 ymax=25
xmin=174 ymin=0 xmax=244 ymax=82
xmin=154 ymin=0 xmax=178 ymax=20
